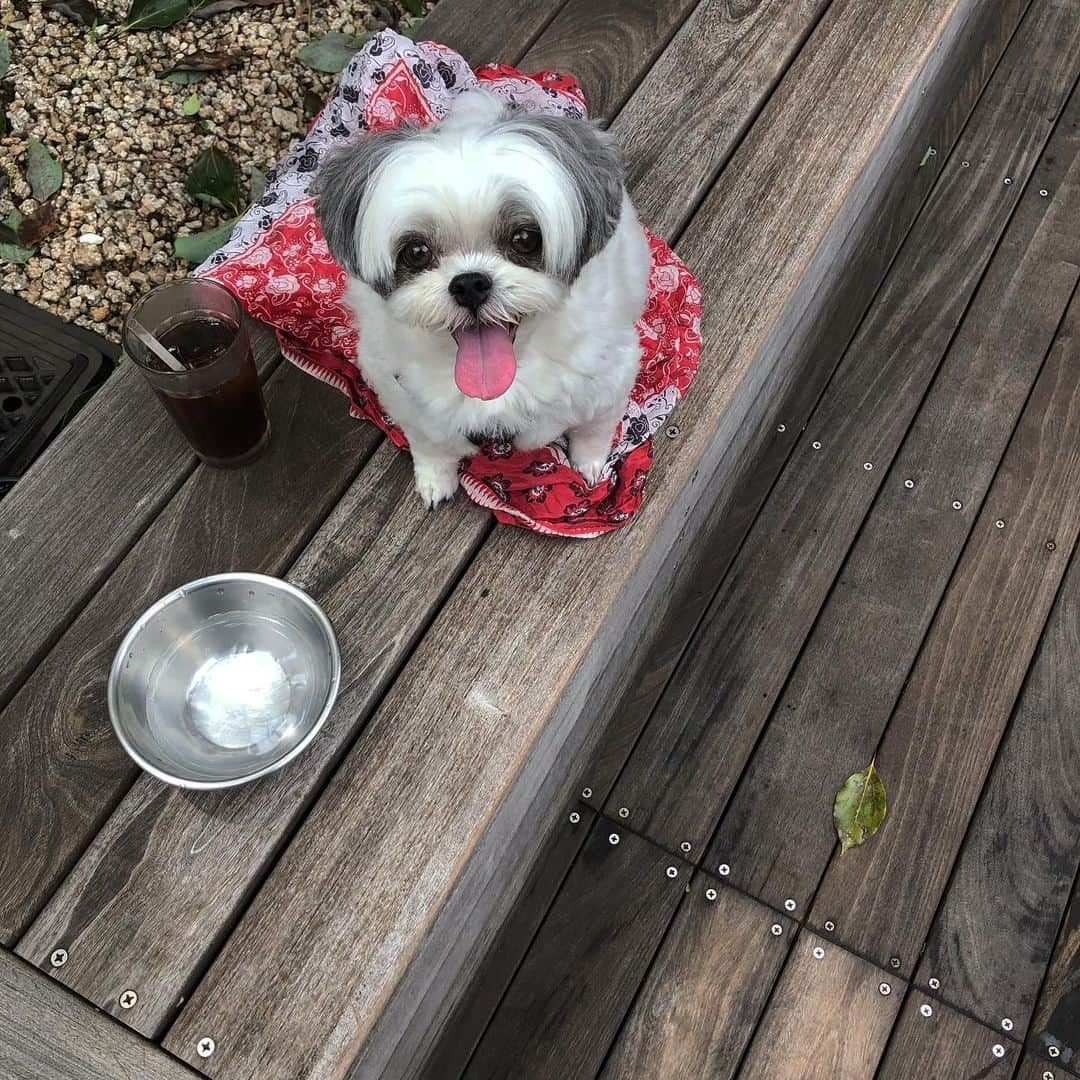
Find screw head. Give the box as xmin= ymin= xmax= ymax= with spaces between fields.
xmin=824 ymin=920 xmax=836 ymax=932
xmin=770 ymin=923 xmax=783 ymax=936
xmin=812 ymin=441 xmax=822 ymax=450
xmin=666 ymin=866 xmax=679 ymax=879
xmin=705 ymin=888 xmax=717 ymax=901
xmin=777 ymin=423 xmax=786 ymax=432
xmin=863 ymin=462 xmax=873 ymax=471
xmin=1048 ymin=540 xmax=1057 ymax=551
xmin=1001 ymin=1017 xmax=1013 ymax=1032
xmin=889 ymin=957 xmax=901 ymax=969
xmin=49 ymin=948 xmax=68 ymax=968
xmin=812 ymin=946 xmax=825 ymax=959
xmin=961 ymin=160 xmax=970 ymax=167
xmin=992 ymin=1044 xmax=1005 ymax=1058
xmin=784 ymin=898 xmax=796 ymax=912
xmin=119 ymin=989 xmax=138 ymax=1009
xmin=608 ymin=833 xmax=620 ymax=845
xmin=904 ymin=479 xmax=915 ymax=489
xmin=666 ymin=425 xmax=681 ymax=439
xmin=920 ymin=1003 xmax=933 ymax=1017
xmin=581 ymin=787 xmax=593 ymax=799
xmin=879 ymin=982 xmax=892 ymax=996
xmin=569 ymin=811 xmax=581 ymax=824
xmin=1044 ymin=1070 xmax=1056 ymax=1080
xmin=1041 ymin=189 xmax=1050 ymax=197
xmin=1049 ymin=1045 xmax=1061 ymax=1058
xmin=928 ymin=977 xmax=940 ymax=990
xmin=1004 ymin=177 xmax=1013 ymax=185
xmin=718 ymin=863 xmax=730 ymax=876
xmin=680 ymin=841 xmax=692 ymax=853
xmin=618 ymin=807 xmax=629 ymax=819
xmin=995 ymin=519 xmax=1005 ymax=529
xmin=952 ymin=500 xmax=963 ymax=510
xmin=197 ymin=1037 xmax=216 ymax=1058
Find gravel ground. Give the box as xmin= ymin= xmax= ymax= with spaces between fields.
xmin=0 ymin=0 xmax=429 ymax=340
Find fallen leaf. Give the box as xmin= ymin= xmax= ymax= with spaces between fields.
xmin=181 ymin=91 xmax=201 ymax=116
xmin=43 ymin=0 xmax=101 ymax=26
xmin=0 ymin=35 xmax=9 ymax=79
xmin=165 ymin=48 xmax=243 ymax=74
xmin=122 ymin=0 xmax=195 ymax=32
xmin=192 ymin=0 xmax=276 ymax=18
xmin=0 ymin=210 xmax=34 ymax=264
xmin=249 ymin=165 xmax=266 ymax=202
xmin=401 ymin=0 xmax=424 ymax=15
xmin=297 ymin=31 xmax=372 ymax=74
xmin=25 ymin=137 xmax=63 ymax=202
xmin=162 ymin=71 xmax=205 ymax=85
xmin=17 ymin=202 xmax=58 ymax=245
xmin=833 ymin=761 xmax=887 ymax=854
xmin=184 ymin=145 xmax=240 ymax=214
xmin=173 ymin=216 xmax=237 ymax=262
xmin=0 ymin=220 xmax=17 ymax=246
xmin=302 ymin=88 xmax=323 ymax=121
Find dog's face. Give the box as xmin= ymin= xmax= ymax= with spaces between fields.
xmin=315 ymin=91 xmax=625 ymax=399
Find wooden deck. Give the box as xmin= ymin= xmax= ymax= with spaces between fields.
xmin=1 ymin=0 xmax=1078 ymax=1077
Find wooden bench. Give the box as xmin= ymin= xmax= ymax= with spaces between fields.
xmin=0 ymin=0 xmax=1038 ymax=1075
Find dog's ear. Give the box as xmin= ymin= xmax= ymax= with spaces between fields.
xmin=314 ymin=126 xmax=419 ymax=281
xmin=503 ymin=114 xmax=625 ymax=279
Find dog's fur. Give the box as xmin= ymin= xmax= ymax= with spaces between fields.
xmin=315 ymin=90 xmax=651 ymax=507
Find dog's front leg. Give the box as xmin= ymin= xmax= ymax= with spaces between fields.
xmin=407 ymin=434 xmax=465 ymax=509
xmin=568 ymin=408 xmax=622 ymax=488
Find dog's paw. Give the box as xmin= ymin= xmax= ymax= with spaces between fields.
xmin=570 ymin=452 xmax=608 ymax=489
xmin=414 ymin=458 xmax=461 ymax=509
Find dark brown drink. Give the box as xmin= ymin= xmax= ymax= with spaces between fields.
xmin=124 ymin=281 xmax=270 ymax=468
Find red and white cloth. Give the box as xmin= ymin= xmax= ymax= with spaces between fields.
xmin=198 ymin=31 xmax=701 ymax=538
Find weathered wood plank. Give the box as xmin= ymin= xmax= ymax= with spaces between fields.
xmin=1017 ymin=1056 xmax=1071 ymax=1080
xmin=0 ymin=363 xmax=376 ymax=945
xmin=164 ymin=2 xmax=1027 ymax=1076
xmin=738 ymin=933 xmax=900 ymax=1077
xmin=809 ymin=285 xmax=1080 ymax=975
xmin=706 ymin=62 xmax=1080 ymax=909
xmin=876 ymin=991 xmax=1017 ymax=1078
xmin=463 ymin=824 xmax=688 ymax=1080
xmin=417 ymin=0 xmax=568 ymax=66
xmin=600 ymin=878 xmax=795 ymax=1080
xmin=0 ymin=325 xmax=278 ymax=716
xmin=1030 ymin=877 xmax=1080 ymax=1073
xmin=0 ymin=948 xmax=197 ymax=1080
xmin=613 ymin=0 xmax=829 ymax=238
xmin=610 ymin=0 xmax=1080 ymax=862
xmin=15 ymin=441 xmax=487 ymax=1035
xmin=915 ymin=532 xmax=1080 ymax=1036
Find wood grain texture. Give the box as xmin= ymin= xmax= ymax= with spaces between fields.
xmin=706 ymin=60 xmax=1080 ymax=909
xmin=876 ymin=991 xmax=1017 ymax=1079
xmin=0 ymin=362 xmax=372 ymax=946
xmin=739 ymin=932 xmax=900 ymax=1078
xmin=1016 ymin=1057 xmax=1070 ymax=1080
xmin=809 ymin=285 xmax=1080 ymax=976
xmin=916 ymin=519 xmax=1080 ymax=1035
xmin=0 ymin=324 xmax=279 ymax=717
xmin=609 ymin=0 xmax=1076 ymax=862
xmin=164 ymin=2 xmax=1024 ymax=1077
xmin=612 ymin=0 xmax=828 ymax=238
xmin=519 ymin=0 xmax=700 ymax=123
xmin=1030 ymin=878 xmax=1080 ymax=1073
xmin=464 ymin=824 xmax=689 ymax=1080
xmin=0 ymin=949 xmax=197 ymax=1080
xmin=417 ymin=0 xmax=567 ymax=65
xmin=16 ymin=442 xmax=487 ymax=1037
xmin=583 ymin=0 xmax=1029 ymax=815
xmin=600 ymin=877 xmax=795 ymax=1080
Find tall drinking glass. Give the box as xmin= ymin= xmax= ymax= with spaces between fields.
xmin=123 ymin=279 xmax=269 ymax=468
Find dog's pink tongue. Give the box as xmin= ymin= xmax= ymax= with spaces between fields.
xmin=454 ymin=324 xmax=517 ymax=400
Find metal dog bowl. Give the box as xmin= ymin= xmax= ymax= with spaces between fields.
xmin=108 ymin=573 xmax=340 ymax=789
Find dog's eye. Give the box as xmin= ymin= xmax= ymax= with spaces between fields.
xmin=510 ymin=227 xmax=541 ymax=257
xmin=398 ymin=240 xmax=434 ymax=272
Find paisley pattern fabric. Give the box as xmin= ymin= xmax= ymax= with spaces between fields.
xmin=198 ymin=30 xmax=701 ymax=538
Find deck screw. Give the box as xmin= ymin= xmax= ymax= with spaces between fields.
xmin=1001 ymin=1017 xmax=1014 ymax=1032
xmin=812 ymin=946 xmax=825 ymax=959
xmin=197 ymin=1037 xmax=216 ymax=1058
xmin=569 ymin=811 xmax=580 ymax=824
xmin=705 ymin=888 xmax=718 ymax=901
xmin=777 ymin=424 xmax=786 ymax=432
xmin=961 ymin=160 xmax=970 ymax=167
xmin=680 ymin=841 xmax=692 ymax=853
xmin=784 ymin=899 xmax=796 ymax=912
xmin=1040 ymin=189 xmax=1049 ymax=197
xmin=770 ymin=923 xmax=783 ymax=936
xmin=824 ymin=920 xmax=836 ymax=932
xmin=879 ymin=982 xmax=892 ymax=996
xmin=890 ymin=957 xmax=901 ymax=969
xmin=992 ymin=1044 xmax=1005 ymax=1058
xmin=995 ymin=519 xmax=1005 ymax=529
xmin=581 ymin=787 xmax=593 ymax=799
xmin=1004 ymin=177 xmax=1012 ymax=185
xmin=1044 ymin=1071 xmax=1055 ymax=1080
xmin=1049 ymin=1045 xmax=1061 ymax=1058
xmin=618 ymin=807 xmax=629 ymax=818
xmin=666 ymin=866 xmax=679 ymax=879
xmin=920 ymin=1003 xmax=933 ymax=1018
xmin=718 ymin=863 xmax=730 ymax=876
xmin=1047 ymin=541 xmax=1057 ymax=551
xmin=119 ymin=989 xmax=138 ymax=1009
xmin=812 ymin=441 xmax=822 ymax=450
xmin=863 ymin=462 xmax=873 ymax=471
xmin=928 ymin=977 xmax=940 ymax=990
xmin=50 ymin=948 xmax=68 ymax=968
xmin=904 ymin=479 xmax=915 ymax=489
xmin=608 ymin=833 xmax=620 ymax=846
xmin=952 ymin=500 xmax=963 ymax=510
xmin=666 ymin=425 xmax=681 ymax=439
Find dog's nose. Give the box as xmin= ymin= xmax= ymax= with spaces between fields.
xmin=449 ymin=272 xmax=493 ymax=311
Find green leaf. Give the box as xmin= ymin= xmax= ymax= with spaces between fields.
xmin=122 ymin=0 xmax=195 ymax=32
xmin=162 ymin=70 xmax=206 ymax=85
xmin=833 ymin=761 xmax=887 ymax=854
xmin=0 ymin=210 xmax=35 ymax=264
xmin=181 ymin=91 xmax=201 ymax=116
xmin=0 ymin=34 xmax=10 ymax=79
xmin=401 ymin=0 xmax=424 ymax=15
xmin=43 ymin=0 xmax=102 ymax=27
xmin=184 ymin=145 xmax=240 ymax=214
xmin=173 ymin=216 xmax=238 ymax=262
xmin=249 ymin=165 xmax=266 ymax=202
xmin=25 ymin=138 xmax=64 ymax=202
xmin=297 ymin=31 xmax=371 ymax=74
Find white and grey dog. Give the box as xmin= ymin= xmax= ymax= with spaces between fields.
xmin=315 ymin=90 xmax=651 ymax=508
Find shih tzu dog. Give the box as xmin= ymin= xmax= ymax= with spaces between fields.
xmin=316 ymin=90 xmax=651 ymax=508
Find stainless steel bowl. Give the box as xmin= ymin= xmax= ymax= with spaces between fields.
xmin=108 ymin=573 xmax=340 ymax=789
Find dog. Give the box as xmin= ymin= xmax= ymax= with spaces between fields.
xmin=315 ymin=90 xmax=651 ymax=508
